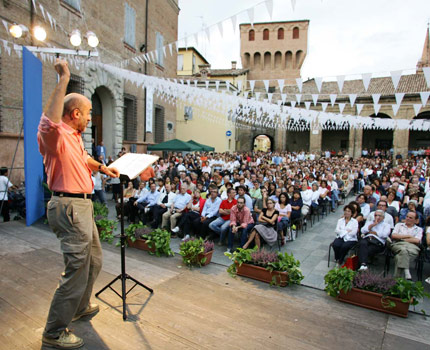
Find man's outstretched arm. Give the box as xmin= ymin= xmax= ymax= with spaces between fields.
xmin=44 ymin=59 xmax=70 ymax=123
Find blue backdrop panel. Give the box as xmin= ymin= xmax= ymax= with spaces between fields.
xmin=23 ymin=47 xmax=45 ymax=226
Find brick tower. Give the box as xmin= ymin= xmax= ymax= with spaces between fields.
xmin=240 ymin=20 xmax=309 ymax=86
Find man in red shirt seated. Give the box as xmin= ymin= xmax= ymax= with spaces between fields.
xmin=208 ymin=188 xmax=237 ymax=244
xmin=227 ymin=197 xmax=255 ymax=253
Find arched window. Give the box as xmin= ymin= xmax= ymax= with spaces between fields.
xmin=285 ymin=51 xmax=293 ymax=69
xmin=254 ymin=52 xmax=261 ymax=70
xmin=249 ymin=30 xmax=255 ymax=41
xmin=277 ymin=28 xmax=284 ymax=40
xmin=263 ymin=29 xmax=269 ymax=40
xmin=274 ymin=51 xmax=282 ymax=69
xmin=243 ymin=52 xmax=250 ymax=68
xmin=263 ymin=52 xmax=271 ymax=70
xmin=295 ymin=50 xmax=303 ymax=68
xmin=293 ymin=27 xmax=299 ymax=39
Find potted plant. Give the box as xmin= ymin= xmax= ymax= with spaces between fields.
xmin=95 ymin=217 xmax=117 ymax=244
xmin=179 ymin=237 xmax=215 ymax=267
xmin=124 ymin=222 xmax=155 ymax=253
xmin=93 ymin=201 xmax=109 ymax=218
xmin=225 ymin=247 xmax=304 ymax=287
xmin=142 ymin=228 xmax=175 ymax=257
xmin=324 ymin=267 xmax=429 ymax=317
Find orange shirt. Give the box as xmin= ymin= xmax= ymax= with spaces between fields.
xmin=139 ymin=166 xmax=155 ymax=181
xmin=37 ymin=114 xmax=93 ymax=193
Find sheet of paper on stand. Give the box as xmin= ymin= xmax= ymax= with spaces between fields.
xmin=107 ymin=153 xmax=159 ymax=179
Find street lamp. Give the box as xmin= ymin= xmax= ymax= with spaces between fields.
xmin=9 ymin=24 xmax=28 ymax=39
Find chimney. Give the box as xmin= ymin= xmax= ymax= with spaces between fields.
xmin=231 ymin=61 xmax=237 ymax=70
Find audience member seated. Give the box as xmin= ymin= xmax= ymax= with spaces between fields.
xmin=290 ymin=190 xmax=303 ymax=221
xmin=179 ymin=188 xmax=205 ymax=241
xmin=115 ymin=181 xmax=135 ymax=219
xmin=134 ymin=182 xmax=160 ymax=224
xmin=227 ymin=197 xmax=255 ymax=253
xmin=161 ymin=184 xmax=191 ymax=236
xmin=151 ymin=183 xmax=176 ymax=229
xmin=236 ymin=185 xmax=253 ymax=211
xmin=390 ymin=211 xmax=423 ymax=279
xmin=357 ymin=194 xmax=370 ymax=220
xmin=209 ymin=188 xmax=237 ymax=245
xmin=243 ymin=198 xmax=279 ymax=249
xmin=198 ymin=186 xmax=222 ymax=239
xmin=358 ymin=209 xmax=391 ymax=271
xmin=366 ymin=200 xmax=395 ymax=229
xmin=129 ymin=181 xmax=148 ymax=223
xmin=275 ymin=192 xmax=291 ymax=242
xmin=332 ymin=204 xmax=359 ymax=266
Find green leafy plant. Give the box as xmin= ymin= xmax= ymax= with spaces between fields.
xmin=224 ymin=247 xmax=304 ymax=286
xmin=324 ymin=268 xmax=430 ymax=309
xmin=142 ymin=228 xmax=174 ymax=257
xmin=95 ymin=218 xmax=117 ymax=244
xmin=93 ymin=201 xmax=108 ymax=218
xmin=179 ymin=238 xmax=214 ymax=267
xmin=324 ymin=267 xmax=355 ymax=298
xmin=124 ymin=222 xmax=145 ymax=243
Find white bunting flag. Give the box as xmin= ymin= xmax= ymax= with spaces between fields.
xmin=392 ymin=104 xmax=401 ymax=116
xmin=226 ymin=81 xmax=230 ymax=91
xmin=291 ymin=0 xmax=297 ymax=11
xmin=356 ymin=104 xmax=364 ymax=115
xmin=205 ymin=27 xmax=211 ymax=42
xmin=312 ymin=94 xmax=319 ymax=106
xmin=373 ymin=104 xmax=381 ymax=115
xmin=296 ymin=94 xmax=302 ymax=104
xmin=249 ymin=80 xmax=255 ymax=92
xmin=413 ymin=103 xmax=422 ymax=116
xmin=217 ymin=21 xmax=224 ymax=37
xmin=237 ymin=80 xmax=243 ymax=91
xmin=339 ymin=103 xmax=346 ymax=114
xmin=2 ymin=20 xmax=8 ymax=34
xmin=263 ymin=80 xmax=270 ymax=92
xmin=277 ymin=79 xmax=284 ymax=92
xmin=291 ymin=101 xmax=296 ymax=108
xmin=31 ymin=0 xmax=37 ymax=13
xmin=390 ymin=70 xmax=402 ymax=90
xmin=395 ymin=92 xmax=404 ymax=105
xmin=47 ymin=12 xmax=53 ymax=29
xmin=255 ymin=92 xmax=261 ymax=100
xmin=265 ymin=0 xmax=274 ymax=19
xmin=39 ymin=4 xmax=46 ymax=21
xmin=336 ymin=75 xmax=345 ymax=93
xmin=314 ymin=77 xmax=323 ymax=92
xmin=423 ymin=67 xmax=430 ymax=87
xmin=296 ymin=78 xmax=303 ymax=92
xmin=247 ymin=8 xmax=254 ymax=27
xmin=305 ymin=101 xmax=311 ymax=110
xmin=281 ymin=93 xmax=287 ymax=104
xmin=330 ymin=94 xmax=337 ymax=106
xmin=168 ymin=43 xmax=173 ymax=56
xmin=420 ymin=91 xmax=430 ymax=106
xmin=205 ymin=81 xmax=209 ymax=89
xmin=362 ymin=73 xmax=372 ymax=91
xmin=268 ymin=93 xmax=273 ymax=103
xmin=230 ymin=15 xmax=237 ymax=33
xmin=372 ymin=93 xmax=381 ymax=105
xmin=349 ymin=94 xmax=357 ymax=107
xmin=321 ymin=102 xmax=328 ymax=112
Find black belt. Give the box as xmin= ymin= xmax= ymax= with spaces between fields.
xmin=53 ymin=192 xmax=92 ymax=199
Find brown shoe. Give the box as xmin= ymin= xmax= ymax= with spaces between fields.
xmin=42 ymin=329 xmax=84 ymax=349
xmin=72 ymin=303 xmax=99 ymax=322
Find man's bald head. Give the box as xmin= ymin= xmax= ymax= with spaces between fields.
xmin=63 ymin=93 xmax=90 ymax=118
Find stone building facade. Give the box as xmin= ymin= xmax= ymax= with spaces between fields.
xmin=0 ymin=0 xmax=179 ymax=184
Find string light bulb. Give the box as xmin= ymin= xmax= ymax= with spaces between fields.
xmin=86 ymin=31 xmax=99 ymax=48
xmin=70 ymin=29 xmax=82 ymax=47
xmin=33 ymin=25 xmax=47 ymax=41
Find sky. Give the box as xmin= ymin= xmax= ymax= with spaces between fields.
xmin=178 ymin=0 xmax=429 ymax=80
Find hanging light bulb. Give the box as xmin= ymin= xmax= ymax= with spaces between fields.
xmin=10 ymin=24 xmax=22 ymax=38
xmin=70 ymin=29 xmax=82 ymax=47
xmin=86 ymin=31 xmax=99 ymax=48
xmin=33 ymin=25 xmax=47 ymax=41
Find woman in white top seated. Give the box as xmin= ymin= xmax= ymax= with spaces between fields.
xmin=332 ymin=204 xmax=359 ymax=265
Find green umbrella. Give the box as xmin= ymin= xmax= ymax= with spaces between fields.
xmin=187 ymin=140 xmax=215 ymax=152
xmin=147 ymin=138 xmax=202 ymax=151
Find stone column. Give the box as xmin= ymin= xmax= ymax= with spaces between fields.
xmin=393 ymin=129 xmax=409 ymax=158
xmin=350 ymin=128 xmax=363 ymax=159
xmin=309 ymin=127 xmax=322 ymax=153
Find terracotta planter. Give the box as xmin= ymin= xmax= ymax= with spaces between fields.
xmin=235 ymin=262 xmax=289 ymax=287
xmin=127 ymin=237 xmax=156 ymax=253
xmin=197 ymin=250 xmax=214 ymax=266
xmin=338 ymin=287 xmax=410 ymax=318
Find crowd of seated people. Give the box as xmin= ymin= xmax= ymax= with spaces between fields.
xmin=98 ymin=149 xmax=430 ymax=284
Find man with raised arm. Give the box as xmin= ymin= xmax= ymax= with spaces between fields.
xmin=39 ymin=59 xmax=119 ymax=349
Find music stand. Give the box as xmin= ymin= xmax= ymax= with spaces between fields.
xmin=95 ymin=174 xmax=153 ymax=320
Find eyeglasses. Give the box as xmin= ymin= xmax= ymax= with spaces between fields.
xmin=374 ymin=214 xmax=383 ymax=217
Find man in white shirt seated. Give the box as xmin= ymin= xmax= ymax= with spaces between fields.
xmin=162 ymin=184 xmax=191 ymax=236
xmin=366 ymin=200 xmax=395 ymax=229
xmin=358 ymin=210 xmax=391 ymax=271
xmin=151 ymin=183 xmax=176 ymax=229
xmin=390 ymin=212 xmax=423 ymax=279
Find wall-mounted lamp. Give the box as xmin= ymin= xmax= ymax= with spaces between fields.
xmin=9 ymin=24 xmax=28 ymax=39
xmin=139 ymin=44 xmax=146 ymax=52
xmin=70 ymin=30 xmax=99 ymax=48
xmin=33 ymin=25 xmax=47 ymax=42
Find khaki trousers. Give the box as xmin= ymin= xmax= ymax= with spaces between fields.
xmin=161 ymin=209 xmax=182 ymax=230
xmin=391 ymin=241 xmax=420 ymax=270
xmin=43 ymin=196 xmax=102 ymax=338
